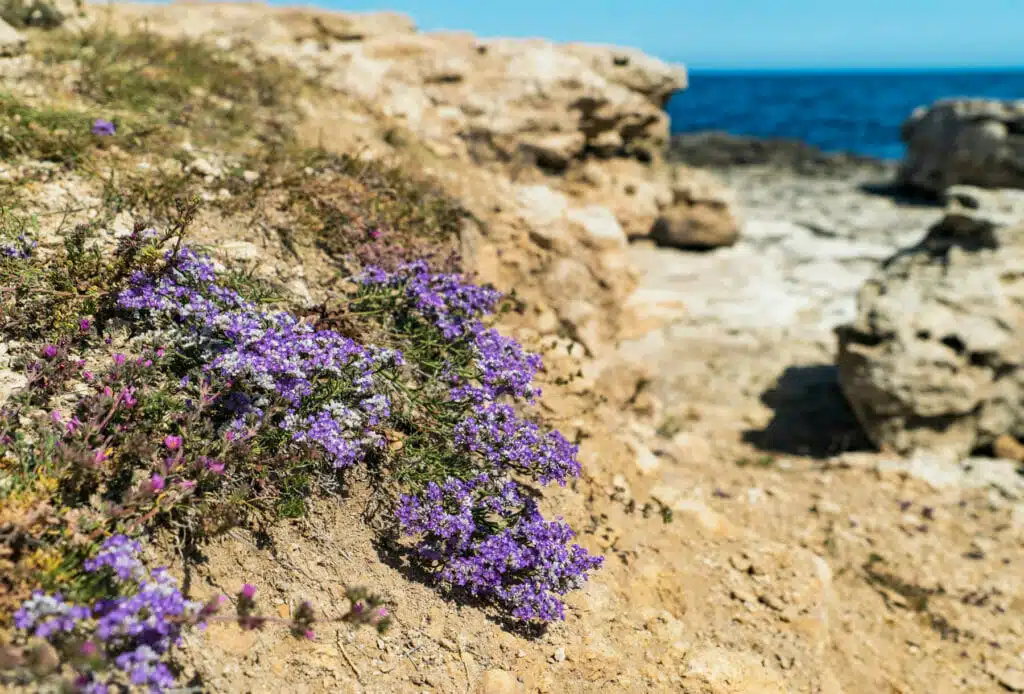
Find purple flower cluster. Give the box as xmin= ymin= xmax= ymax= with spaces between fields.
xmin=83 ymin=535 xmax=144 ymax=581
xmin=1 ymin=234 xmax=37 ymax=260
xmin=453 ymin=400 xmax=580 ymax=485
xmin=115 ymin=245 xmax=597 ymax=623
xmin=118 ymin=247 xmax=401 ymax=468
xmin=396 ymin=475 xmax=601 ymax=622
xmin=14 ymin=593 xmax=91 ymax=639
xmin=91 ymin=118 xmax=116 ymax=136
xmin=361 ymin=263 xmax=600 ymax=621
xmin=15 ymin=535 xmax=201 ymax=693
xmin=359 ymin=260 xmax=501 ymax=341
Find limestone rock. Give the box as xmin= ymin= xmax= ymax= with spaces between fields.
xmin=101 ymin=3 xmax=686 ymax=175
xmin=836 ymin=189 xmax=1024 ymax=458
xmin=650 ymin=205 xmax=739 ymax=250
xmin=648 ymin=167 xmax=741 ymax=249
xmin=898 ymin=98 xmax=1024 ymax=193
xmin=994 ymin=434 xmax=1024 ymax=462
xmin=0 ymin=18 xmax=26 ymax=56
xmin=562 ymin=43 xmax=687 ymax=106
xmin=566 ymin=205 xmax=627 ymax=248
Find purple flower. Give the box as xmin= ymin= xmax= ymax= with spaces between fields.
xmin=118 ymin=247 xmax=402 ymax=469
xmin=84 ymin=535 xmax=144 ymax=581
xmin=397 ymin=476 xmax=601 ymax=622
xmin=150 ymin=474 xmax=165 ymax=492
xmin=42 ymin=344 xmax=58 ymax=359
xmin=1 ymin=234 xmax=37 ymax=259
xmin=241 ymin=584 xmax=257 ymax=600
xmin=79 ymin=318 xmax=92 ymax=332
xmin=163 ymin=435 xmax=182 ymax=451
xmin=91 ymin=118 xmax=116 ymax=136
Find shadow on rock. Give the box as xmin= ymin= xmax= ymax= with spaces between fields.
xmin=742 ymin=364 xmax=873 ymax=459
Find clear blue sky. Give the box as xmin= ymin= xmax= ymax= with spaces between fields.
xmin=309 ymin=0 xmax=1024 ymax=70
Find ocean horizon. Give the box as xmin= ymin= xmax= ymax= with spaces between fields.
xmin=666 ymin=67 xmax=1024 ymax=160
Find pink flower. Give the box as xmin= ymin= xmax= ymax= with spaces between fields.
xmin=304 ymin=630 xmax=315 ymax=640
xmin=42 ymin=344 xmax=58 ymax=359
xmin=370 ymin=229 xmax=382 ymax=240
xmin=80 ymin=641 xmax=98 ymax=656
xmin=241 ymin=584 xmax=257 ymax=600
xmin=49 ymin=410 xmax=62 ymax=424
xmin=112 ymin=353 xmax=126 ymax=366
xmin=121 ymin=388 xmax=137 ymax=408
xmin=155 ymin=348 xmax=166 ymax=358
xmin=103 ymin=386 xmax=113 ymax=398
xmin=150 ymin=474 xmax=166 ymax=492
xmin=163 ymin=435 xmax=182 ymax=451
xmin=377 ymin=607 xmax=388 ymax=619
xmin=83 ymin=371 xmax=94 ymax=382
xmin=93 ymin=448 xmax=110 ymax=464
xmin=66 ymin=417 xmax=82 ymax=433
xmin=179 ymin=479 xmax=197 ymax=490
xmin=205 ymin=459 xmax=225 ymax=475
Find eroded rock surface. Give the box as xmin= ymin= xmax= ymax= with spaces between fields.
xmin=836 ymin=187 xmax=1024 ymax=458
xmin=899 ymin=98 xmax=1024 ymax=193
xmin=103 ymin=2 xmax=685 ymax=172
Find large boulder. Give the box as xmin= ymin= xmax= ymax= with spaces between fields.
xmin=898 ymin=98 xmax=1024 ymax=194
xmin=836 ymin=186 xmax=1024 ymax=458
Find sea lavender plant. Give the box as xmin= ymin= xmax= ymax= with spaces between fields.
xmin=396 ymin=475 xmax=601 ymax=622
xmin=9 ymin=535 xmax=390 ymax=692
xmin=118 ymin=247 xmax=402 ymax=470
xmin=14 ymin=535 xmax=200 ymax=692
xmin=354 ymin=262 xmax=601 ymax=621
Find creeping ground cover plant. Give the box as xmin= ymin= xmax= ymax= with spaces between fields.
xmin=0 ymin=207 xmax=600 ymax=690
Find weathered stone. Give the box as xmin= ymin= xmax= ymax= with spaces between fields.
xmin=836 ymin=192 xmax=1024 ymax=458
xmin=994 ymin=434 xmax=1024 ymax=462
xmin=899 ymin=98 xmax=1024 ymax=193
xmin=566 ymin=205 xmax=627 ymax=248
xmin=649 ymin=205 xmax=739 ymax=249
xmin=103 ymin=3 xmax=686 ymax=175
xmin=646 ymin=167 xmax=741 ymax=249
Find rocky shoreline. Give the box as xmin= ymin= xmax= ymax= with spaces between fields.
xmin=0 ymin=5 xmax=1022 ymax=694
xmin=667 ymin=130 xmax=895 ymax=177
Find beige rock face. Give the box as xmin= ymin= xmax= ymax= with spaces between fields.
xmin=103 ymin=2 xmax=686 ymax=174
xmin=899 ymin=98 xmax=1024 ymax=193
xmin=836 ymin=187 xmax=1024 ymax=458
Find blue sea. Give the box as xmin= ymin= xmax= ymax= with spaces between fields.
xmin=666 ymin=70 xmax=1024 ymax=160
